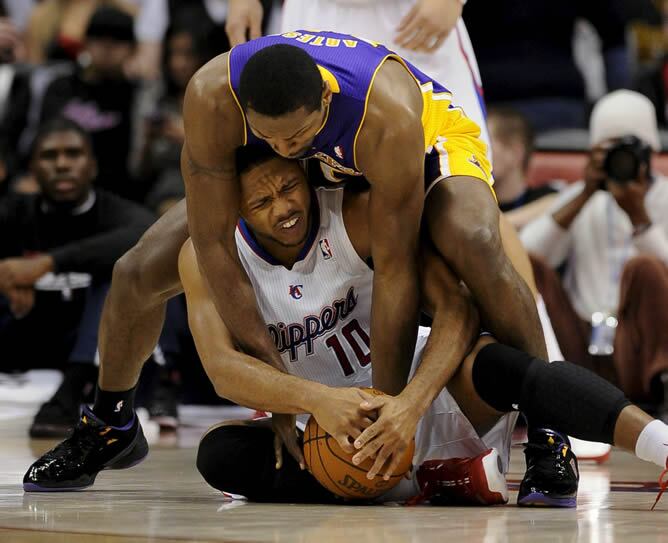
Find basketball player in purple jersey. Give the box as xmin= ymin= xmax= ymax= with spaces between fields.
xmin=24 ymin=31 xmax=572 ymax=506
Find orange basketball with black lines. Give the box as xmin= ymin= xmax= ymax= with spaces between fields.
xmin=302 ymin=388 xmax=415 ymax=500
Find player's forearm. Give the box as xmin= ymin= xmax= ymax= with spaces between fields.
xmin=207 ymin=349 xmax=329 ymax=414
xmin=196 ymin=242 xmax=287 ymax=372
xmin=370 ymin=266 xmax=420 ymax=395
xmin=402 ymin=292 xmax=478 ymax=415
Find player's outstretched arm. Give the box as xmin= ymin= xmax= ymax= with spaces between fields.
xmin=178 ymin=239 xmax=324 ymax=414
xmin=403 ymin=242 xmax=480 ymax=408
xmin=179 ymin=239 xmax=380 ymax=455
xmin=356 ymin=60 xmax=425 ymax=396
xmin=352 ymin=244 xmax=480 ymax=480
xmin=182 ymin=56 xmax=286 ymax=374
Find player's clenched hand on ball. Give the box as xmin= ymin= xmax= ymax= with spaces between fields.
xmin=311 ymin=387 xmax=378 ymax=454
xmin=353 ymin=394 xmax=419 ymax=481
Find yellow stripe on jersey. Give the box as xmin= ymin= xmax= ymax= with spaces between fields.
xmin=317 ymin=65 xmax=340 ymax=93
xmin=227 ymin=49 xmax=247 ymax=146
xmin=353 ymin=54 xmax=397 ymax=170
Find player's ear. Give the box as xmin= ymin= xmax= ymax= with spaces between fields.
xmin=321 ymin=80 xmax=333 ymax=108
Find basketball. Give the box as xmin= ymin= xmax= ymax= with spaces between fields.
xmin=302 ymin=388 xmax=415 ymax=500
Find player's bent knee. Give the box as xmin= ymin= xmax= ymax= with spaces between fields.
xmin=197 ymin=425 xmax=248 ymax=492
xmin=113 ymin=240 xmax=180 ymax=303
xmin=622 ymin=255 xmax=666 ymax=282
xmin=111 ymin=251 xmax=144 ymax=298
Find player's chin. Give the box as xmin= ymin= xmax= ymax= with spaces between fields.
xmin=276 ymin=224 xmax=308 ymax=247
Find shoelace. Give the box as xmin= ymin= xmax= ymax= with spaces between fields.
xmin=42 ymin=421 xmax=101 ymax=463
xmin=524 ymin=443 xmax=570 ymax=475
xmin=651 ymin=466 xmax=668 ymax=511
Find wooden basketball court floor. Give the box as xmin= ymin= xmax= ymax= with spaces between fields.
xmin=1 ymin=407 xmax=667 ymax=543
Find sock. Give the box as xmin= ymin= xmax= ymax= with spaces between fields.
xmin=635 ymin=419 xmax=668 ymax=468
xmin=93 ymin=384 xmax=138 ymax=427
xmin=53 ymin=362 xmax=99 ymax=406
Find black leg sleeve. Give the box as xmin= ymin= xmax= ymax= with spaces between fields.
xmin=196 ymin=424 xmax=338 ymax=504
xmin=471 ymin=343 xmax=631 ymax=444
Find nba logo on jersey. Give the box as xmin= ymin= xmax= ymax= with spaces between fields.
xmin=319 ymin=238 xmax=333 ymax=260
xmin=334 ymin=145 xmax=344 ymax=160
xmin=289 ymin=285 xmax=303 ymax=299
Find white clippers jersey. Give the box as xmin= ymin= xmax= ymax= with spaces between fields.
xmin=235 ymin=187 xmax=374 ymax=387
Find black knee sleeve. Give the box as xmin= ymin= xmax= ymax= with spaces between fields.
xmin=197 ymin=425 xmax=252 ymax=495
xmin=197 ymin=424 xmax=336 ymax=503
xmin=471 ymin=343 xmax=533 ymax=412
xmin=471 ymin=343 xmax=631 ymax=444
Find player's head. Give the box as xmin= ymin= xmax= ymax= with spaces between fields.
xmin=236 ymin=145 xmax=312 ymax=250
xmin=239 ymin=44 xmax=332 ymax=159
xmin=487 ymin=107 xmax=534 ymax=178
xmin=30 ymin=118 xmax=97 ymax=209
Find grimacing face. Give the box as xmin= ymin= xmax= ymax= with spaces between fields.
xmin=239 ymin=156 xmax=312 ymax=250
xmin=32 ymin=130 xmax=96 ymax=207
xmin=245 ymin=82 xmax=332 ymax=160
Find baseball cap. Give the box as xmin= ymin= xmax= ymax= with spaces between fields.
xmin=85 ymin=6 xmax=136 ymax=44
xmin=589 ymin=89 xmax=661 ymax=151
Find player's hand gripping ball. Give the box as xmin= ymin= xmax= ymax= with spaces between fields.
xmin=302 ymin=388 xmax=415 ymax=499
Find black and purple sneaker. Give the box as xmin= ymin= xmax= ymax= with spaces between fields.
xmin=23 ymin=405 xmax=148 ymax=492
xmin=517 ymin=428 xmax=579 ymax=508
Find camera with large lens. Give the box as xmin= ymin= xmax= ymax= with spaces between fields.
xmin=602 ymin=135 xmax=651 ymax=184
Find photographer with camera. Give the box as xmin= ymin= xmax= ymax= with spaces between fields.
xmin=521 ymin=90 xmax=668 ymax=419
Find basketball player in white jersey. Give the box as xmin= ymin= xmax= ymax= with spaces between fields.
xmin=228 ymin=0 xmax=590 ymax=453
xmin=182 ymin=146 xmax=668 ymax=507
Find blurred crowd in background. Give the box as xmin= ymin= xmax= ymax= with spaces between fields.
xmin=1 ymin=0 xmax=668 ymax=439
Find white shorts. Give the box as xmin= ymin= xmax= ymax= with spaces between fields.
xmin=294 ymin=326 xmax=516 ymax=502
xmin=379 ymin=327 xmax=516 ymax=501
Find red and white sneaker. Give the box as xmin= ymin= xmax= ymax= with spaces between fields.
xmin=409 ymin=448 xmax=508 ymax=506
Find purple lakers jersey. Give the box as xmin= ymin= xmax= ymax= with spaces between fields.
xmin=228 ymin=30 xmax=493 ymax=187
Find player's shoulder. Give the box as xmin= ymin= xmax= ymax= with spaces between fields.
xmin=185 ymin=52 xmax=233 ymax=111
xmin=362 ymin=59 xmax=422 ymax=142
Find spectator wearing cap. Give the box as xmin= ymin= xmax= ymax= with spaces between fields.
xmin=4 ymin=5 xmax=141 ymax=200
xmin=521 ymin=90 xmax=668 ymax=418
xmin=0 ymin=117 xmax=154 ymax=437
